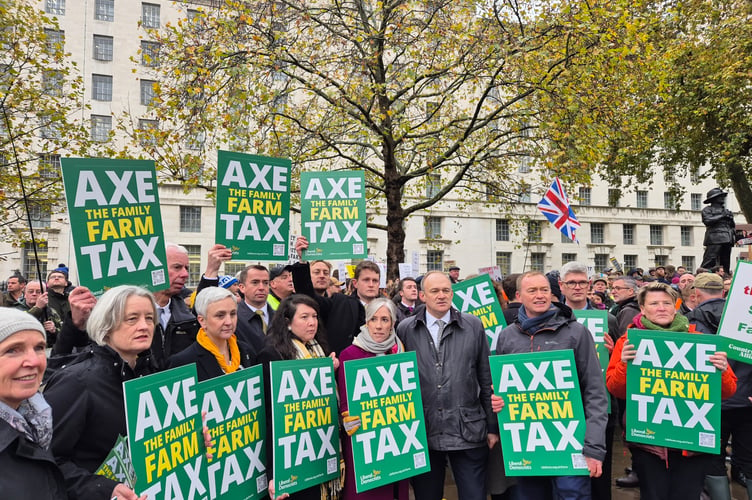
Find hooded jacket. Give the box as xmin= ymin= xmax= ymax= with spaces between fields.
xmin=496 ymin=302 xmax=608 ymax=462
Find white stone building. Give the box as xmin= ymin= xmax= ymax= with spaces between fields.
xmin=1 ymin=0 xmax=744 ymax=285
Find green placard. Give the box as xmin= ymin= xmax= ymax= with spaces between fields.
xmin=216 ymin=150 xmax=291 ymax=260
xmin=343 ymin=352 xmax=430 ymax=492
xmin=270 ymin=358 xmax=340 ymax=495
xmin=300 ymin=171 xmax=367 ymax=259
xmin=625 ymin=329 xmax=722 ymax=453
xmin=490 ymin=350 xmax=589 ymax=476
xmin=124 ymin=364 xmax=208 ymax=498
xmin=199 ymin=366 xmax=267 ymax=500
xmin=95 ymin=435 xmax=135 ymax=488
xmin=574 ymin=310 xmax=611 ymax=413
xmin=60 ymin=158 xmax=168 ymax=296
xmin=718 ymin=260 xmax=752 ymax=362
xmin=452 ymin=274 xmax=507 ymax=350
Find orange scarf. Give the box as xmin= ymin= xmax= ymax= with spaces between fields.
xmin=196 ymin=328 xmax=241 ymax=374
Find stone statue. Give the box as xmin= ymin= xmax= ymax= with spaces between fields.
xmin=700 ymin=188 xmax=735 ymax=273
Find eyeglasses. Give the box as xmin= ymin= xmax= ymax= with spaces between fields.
xmin=562 ymin=281 xmax=589 ymax=289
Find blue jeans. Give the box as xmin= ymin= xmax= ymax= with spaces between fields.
xmin=411 ymin=446 xmax=488 ymax=500
xmin=515 ymin=475 xmax=592 ymax=500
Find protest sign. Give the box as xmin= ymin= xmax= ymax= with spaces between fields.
xmin=477 ymin=266 xmax=503 ymax=282
xmin=411 ymin=251 xmax=419 ymax=276
xmin=625 ymin=329 xmax=721 ymax=453
xmin=60 ymin=158 xmax=168 ymax=295
xmin=452 ymin=274 xmax=507 ymax=350
xmin=199 ymin=366 xmax=267 ymax=500
xmin=574 ymin=310 xmax=611 ymax=413
xmin=96 ymin=435 xmax=135 ymax=488
xmin=124 ymin=364 xmax=207 ymax=499
xmin=301 ymin=171 xmax=366 ymax=260
xmin=718 ymin=260 xmax=752 ymax=362
xmin=490 ymin=350 xmax=589 ymax=476
xmin=270 ymin=358 xmax=340 ymax=496
xmin=398 ymin=263 xmax=414 ymax=280
xmin=343 ymin=352 xmax=430 ymax=492
xmin=216 ymin=151 xmax=290 ymax=260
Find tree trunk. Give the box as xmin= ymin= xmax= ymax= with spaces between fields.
xmin=727 ymin=159 xmax=752 ymax=224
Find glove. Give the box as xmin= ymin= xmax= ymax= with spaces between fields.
xmin=341 ymin=411 xmax=361 ymax=436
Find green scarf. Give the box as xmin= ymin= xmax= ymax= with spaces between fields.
xmin=637 ymin=312 xmax=689 ymax=332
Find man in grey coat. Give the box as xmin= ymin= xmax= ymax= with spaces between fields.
xmin=397 ymin=271 xmax=497 ymax=500
xmin=495 ymin=271 xmax=608 ymax=499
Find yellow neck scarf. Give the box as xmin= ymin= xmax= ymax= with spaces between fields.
xmin=196 ymin=328 xmax=241 ymax=374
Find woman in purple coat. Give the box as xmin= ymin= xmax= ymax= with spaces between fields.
xmin=336 ymin=297 xmax=409 ymax=500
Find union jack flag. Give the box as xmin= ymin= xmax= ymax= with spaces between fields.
xmin=537 ymin=177 xmax=581 ymax=242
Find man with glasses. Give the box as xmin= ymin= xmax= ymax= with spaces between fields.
xmin=609 ymin=276 xmax=641 ymax=339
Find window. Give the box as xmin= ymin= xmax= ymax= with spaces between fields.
xmin=90 ymin=115 xmax=112 ymax=142
xmin=45 ymin=0 xmax=65 ymax=15
xmin=562 ymin=253 xmax=577 ymax=264
xmin=426 ymin=250 xmax=443 ymax=271
xmin=22 ymin=243 xmax=48 ymax=281
xmin=140 ymin=41 xmax=160 ymax=67
xmin=179 ymin=206 xmax=202 ymax=233
xmin=496 ymin=252 xmax=511 ymax=275
xmin=530 ymin=253 xmax=545 ymax=272
xmin=495 ymin=219 xmax=509 ymax=241
xmin=95 ymin=0 xmax=115 ymax=21
xmin=93 ymin=35 xmax=113 ymax=61
xmin=527 ymin=221 xmax=541 ymax=242
xmin=424 ymin=216 xmax=441 ymax=239
xmin=186 ymin=9 xmax=201 ymax=21
xmin=680 ymin=226 xmax=692 ymax=246
xmin=518 ymin=157 xmax=531 ymax=173
xmin=28 ymin=205 xmax=51 ymax=229
xmin=91 ymin=74 xmax=112 ymax=101
xmin=426 ymin=174 xmax=440 ymax=198
xmin=42 ymin=70 xmax=63 ymax=97
xmin=224 ymin=262 xmax=245 ymax=277
xmin=183 ymin=244 xmax=202 ymax=287
xmin=578 ymin=187 xmax=591 ymax=206
xmin=636 ymin=190 xmax=648 ymax=209
xmin=690 ymin=169 xmax=700 ymax=184
xmin=140 ymin=79 xmax=156 ymax=106
xmin=649 ymin=225 xmax=663 ymax=245
xmin=663 ymin=191 xmax=677 ymax=210
xmin=38 ymin=154 xmax=61 ymax=178
xmin=590 ymin=223 xmax=605 ymax=244
xmin=185 ymin=131 xmax=205 ymax=150
xmin=607 ymin=189 xmax=620 ymax=208
xmin=518 ymin=189 xmax=531 ymax=203
xmin=142 ymin=3 xmax=160 ymax=28
xmin=623 ymin=224 xmax=635 ymax=245
xmin=44 ymin=29 xmax=64 ymax=54
xmin=623 ymin=255 xmax=638 ymax=270
xmin=40 ymin=119 xmax=62 ymax=139
xmin=654 ymin=255 xmax=668 ymax=267
xmin=138 ymin=119 xmax=158 ymax=146
xmin=594 ymin=254 xmax=609 ymax=272
xmin=424 ymin=101 xmax=439 ymax=123
xmin=682 ymin=256 xmax=696 ymax=271
xmin=561 ymin=232 xmax=573 ymax=243
xmin=691 ymin=193 xmax=702 ymax=211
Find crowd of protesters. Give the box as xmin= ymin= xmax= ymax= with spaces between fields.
xmin=0 ymin=237 xmax=748 ymax=500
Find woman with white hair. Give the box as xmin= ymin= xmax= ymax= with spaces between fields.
xmin=0 ymin=307 xmax=66 ymax=498
xmin=169 ymin=286 xmax=254 ymax=381
xmin=44 ymin=286 xmax=154 ymax=500
xmin=336 ymin=297 xmax=409 ymax=500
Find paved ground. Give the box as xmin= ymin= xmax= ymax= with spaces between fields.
xmin=432 ymin=435 xmax=749 ymax=499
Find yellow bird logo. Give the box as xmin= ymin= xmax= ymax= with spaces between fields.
xmin=522 ymin=459 xmax=532 ymax=466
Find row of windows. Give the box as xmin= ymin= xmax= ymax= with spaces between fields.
xmin=578 ymin=187 xmax=704 ymax=211
xmin=46 ymin=1 xmax=161 ymax=28
xmin=40 ymin=31 xmax=160 ymax=67
xmin=494 ymin=252 xmax=697 ymax=275
xmin=88 ymin=73 xmax=157 ymax=103
xmin=494 ymin=219 xmax=695 ymax=246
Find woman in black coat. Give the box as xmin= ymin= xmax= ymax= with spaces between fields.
xmin=0 ymin=307 xmax=66 ymax=498
xmin=44 ymin=286 xmax=155 ymax=500
xmin=169 ymin=286 xmax=255 ymax=381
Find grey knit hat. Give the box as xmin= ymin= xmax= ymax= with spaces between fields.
xmin=0 ymin=307 xmax=46 ymax=343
